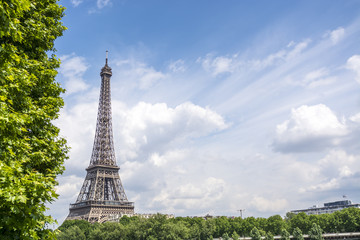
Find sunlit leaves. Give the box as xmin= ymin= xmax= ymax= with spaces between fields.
xmin=0 ymin=0 xmax=67 ymax=239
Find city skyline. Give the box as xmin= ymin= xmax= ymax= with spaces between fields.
xmin=51 ymin=0 xmax=360 ymax=224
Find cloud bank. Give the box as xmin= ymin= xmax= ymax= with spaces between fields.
xmin=273 ymin=104 xmax=347 ymax=152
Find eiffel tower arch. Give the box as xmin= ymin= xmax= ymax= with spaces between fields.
xmin=66 ymin=52 xmax=134 ymax=223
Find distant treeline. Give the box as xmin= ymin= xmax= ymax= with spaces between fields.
xmin=57 ymin=207 xmax=360 ymax=240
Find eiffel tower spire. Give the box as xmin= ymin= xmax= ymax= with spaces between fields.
xmin=89 ymin=50 xmax=116 ymax=167
xmin=66 ymin=52 xmax=134 ymax=223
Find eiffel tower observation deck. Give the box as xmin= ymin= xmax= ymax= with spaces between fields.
xmin=66 ymin=52 xmax=134 ymax=223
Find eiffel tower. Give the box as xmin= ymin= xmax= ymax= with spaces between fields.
xmin=66 ymin=52 xmax=134 ymax=223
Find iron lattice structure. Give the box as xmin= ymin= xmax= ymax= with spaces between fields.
xmin=66 ymin=55 xmax=134 ymax=223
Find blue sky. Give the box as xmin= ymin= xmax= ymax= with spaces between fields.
xmin=51 ymin=0 xmax=360 ymax=224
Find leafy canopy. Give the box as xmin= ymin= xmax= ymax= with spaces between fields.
xmin=0 ymin=0 xmax=67 ymax=239
xmin=58 ymin=209 xmax=360 ymax=240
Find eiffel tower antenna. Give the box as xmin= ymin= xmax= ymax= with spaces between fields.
xmin=66 ymin=52 xmax=134 ymax=223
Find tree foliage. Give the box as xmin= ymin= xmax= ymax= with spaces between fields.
xmin=232 ymin=230 xmax=240 ymax=240
xmin=308 ymin=223 xmax=323 ymax=240
xmin=292 ymin=227 xmax=304 ymax=240
xmin=0 ymin=0 xmax=67 ymax=239
xmin=265 ymin=231 xmax=274 ymax=240
xmin=280 ymin=228 xmax=290 ymax=240
xmin=57 ymin=225 xmax=85 ymax=240
xmin=266 ymin=215 xmax=286 ymax=235
xmin=250 ymin=227 xmax=262 ymax=240
xmin=57 ymin=208 xmax=360 ymax=239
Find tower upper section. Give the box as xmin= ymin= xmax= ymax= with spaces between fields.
xmin=89 ymin=52 xmax=116 ymax=167
xmin=101 ymin=51 xmax=112 ymax=77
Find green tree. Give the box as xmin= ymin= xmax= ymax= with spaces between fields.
xmin=58 ymin=220 xmax=92 ymax=238
xmin=119 ymin=215 xmax=132 ymax=225
xmin=308 ymin=215 xmax=320 ymax=227
xmin=317 ymin=213 xmax=332 ymax=233
xmin=266 ymin=215 xmax=286 ymax=235
xmin=198 ymin=218 xmax=216 ymax=240
xmin=337 ymin=207 xmax=360 ymax=232
xmin=265 ymin=232 xmax=274 ymax=240
xmin=257 ymin=217 xmax=267 ymax=233
xmin=280 ymin=228 xmax=290 ymax=240
xmin=288 ymin=212 xmax=311 ymax=233
xmin=244 ymin=217 xmax=259 ymax=236
xmin=231 ymin=217 xmax=244 ymax=237
xmin=250 ymin=227 xmax=262 ymax=240
xmin=144 ymin=213 xmax=168 ymax=238
xmin=177 ymin=217 xmax=211 ymax=240
xmin=0 ymin=0 xmax=67 ymax=239
xmin=285 ymin=212 xmax=296 ymax=221
xmin=57 ymin=225 xmax=86 ymax=240
xmin=308 ymin=223 xmax=323 ymax=240
xmin=99 ymin=222 xmax=126 ymax=240
xmin=231 ymin=231 xmax=240 ymax=240
xmin=123 ymin=217 xmax=146 ymax=239
xmin=88 ymin=228 xmax=103 ymax=240
xmin=222 ymin=232 xmax=230 ymax=240
xmin=214 ymin=216 xmax=231 ymax=237
xmin=292 ymin=227 xmax=304 ymax=240
xmin=158 ymin=221 xmax=190 ymax=240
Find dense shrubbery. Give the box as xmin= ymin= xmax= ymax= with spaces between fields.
xmin=57 ymin=207 xmax=360 ymax=239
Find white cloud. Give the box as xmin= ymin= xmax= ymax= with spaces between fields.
xmin=56 ymin=99 xmax=228 ymax=171
xmin=116 ymin=60 xmax=165 ymax=89
xmin=97 ymin=0 xmax=112 ymax=9
xmin=295 ymin=68 xmax=336 ymax=88
xmin=56 ymin=175 xmax=84 ymax=199
xmin=307 ymin=78 xmax=336 ymax=89
xmin=55 ymin=102 xmax=98 ymax=171
xmin=346 ymin=55 xmax=360 ymax=84
xmin=210 ymin=56 xmax=233 ymax=75
xmin=350 ymin=112 xmax=360 ymax=123
xmin=149 ymin=150 xmax=187 ymax=167
xmin=339 ymin=166 xmax=353 ymax=177
xmin=59 ymin=54 xmax=89 ymax=95
xmin=117 ymin=101 xmax=228 ymax=161
xmin=150 ymin=177 xmax=226 ymax=212
xmin=304 ymin=68 xmax=328 ymax=82
xmin=198 ymin=39 xmax=310 ymax=76
xmin=318 ymin=150 xmax=356 ymax=178
xmin=250 ymin=50 xmax=286 ymax=69
xmin=286 ymin=39 xmax=310 ymax=60
xmin=65 ymin=80 xmax=90 ymax=95
xmin=299 ymin=150 xmax=360 ymax=193
xmin=250 ymin=40 xmax=310 ymax=70
xmin=250 ymin=196 xmax=288 ymax=212
xmin=273 ymin=104 xmax=347 ymax=152
xmin=300 ymin=178 xmax=340 ymax=193
xmin=70 ymin=0 xmax=83 ymax=7
xmin=198 ymin=54 xmax=235 ymax=76
xmin=139 ymin=70 xmax=164 ymax=89
xmin=60 ymin=55 xmax=88 ymax=80
xmin=326 ymin=27 xmax=345 ymax=44
xmin=169 ymin=59 xmax=186 ymax=73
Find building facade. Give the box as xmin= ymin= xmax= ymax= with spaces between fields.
xmin=291 ymin=200 xmax=360 ymax=215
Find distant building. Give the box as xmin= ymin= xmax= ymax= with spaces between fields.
xmin=291 ymin=200 xmax=360 ymax=215
xmin=107 ymin=213 xmax=175 ymax=222
xmin=133 ymin=213 xmax=175 ymax=219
